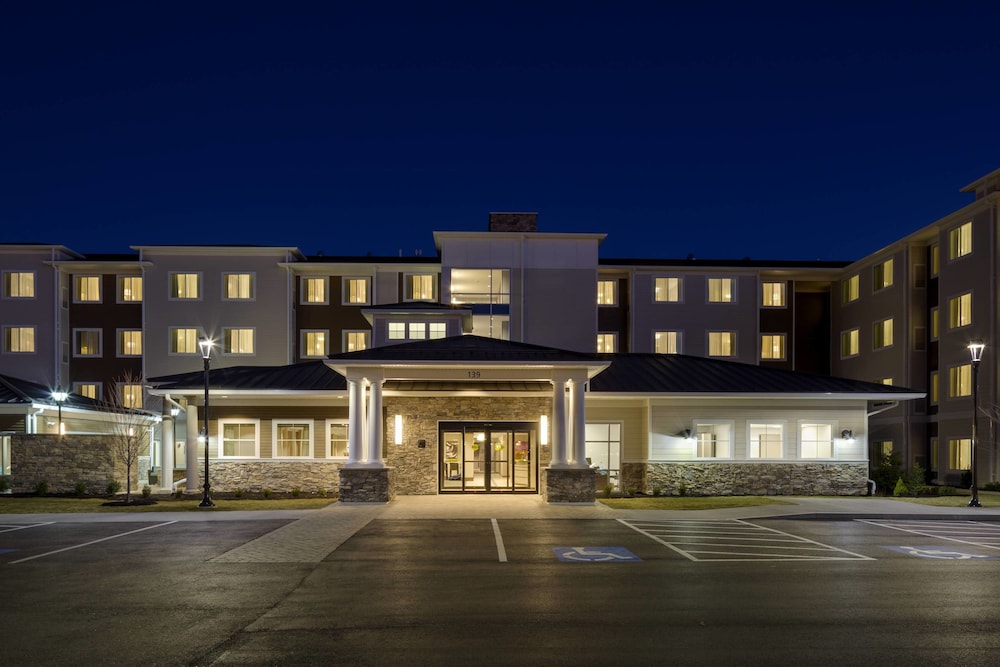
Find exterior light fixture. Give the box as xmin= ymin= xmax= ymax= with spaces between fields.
xmin=841 ymin=429 xmax=855 ymax=442
xmin=52 ymin=390 xmax=68 ymax=436
xmin=682 ymin=429 xmax=694 ymax=441
xmin=968 ymin=340 xmax=985 ymax=508
xmin=198 ymin=337 xmax=215 ymax=508
xmin=540 ymin=415 xmax=548 ymax=446
xmin=394 ymin=414 xmax=403 ymax=445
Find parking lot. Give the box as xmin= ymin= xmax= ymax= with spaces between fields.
xmin=5 ymin=500 xmax=1000 ymax=665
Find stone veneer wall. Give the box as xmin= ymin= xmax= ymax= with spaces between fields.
xmin=638 ymin=462 xmax=869 ymax=496
xmin=10 ymin=434 xmax=136 ymax=495
xmin=192 ymin=461 xmax=342 ymax=494
xmin=339 ymin=467 xmax=394 ymax=503
xmin=384 ymin=395 xmax=551 ymax=495
xmin=541 ymin=468 xmax=597 ymax=503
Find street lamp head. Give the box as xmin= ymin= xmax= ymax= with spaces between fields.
xmin=198 ymin=337 xmax=214 ymax=360
xmin=969 ymin=340 xmax=986 ymax=364
xmin=51 ymin=390 xmax=68 ymax=403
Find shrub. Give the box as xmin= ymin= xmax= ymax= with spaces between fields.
xmin=893 ymin=477 xmax=909 ymax=497
xmin=938 ymin=485 xmax=959 ymax=496
xmin=291 ymin=487 xmax=301 ymax=498
xmin=141 ymin=484 xmax=151 ymax=498
xmin=652 ymin=487 xmax=662 ymax=497
xmin=0 ymin=476 xmax=10 ymax=493
xmin=74 ymin=481 xmax=88 ymax=497
xmin=602 ymin=485 xmax=612 ymax=498
xmin=678 ymin=483 xmax=688 ymax=497
xmin=106 ymin=480 xmax=122 ymax=496
xmin=35 ymin=480 xmax=49 ymax=496
xmin=870 ymin=451 xmax=903 ymax=496
xmin=982 ymin=481 xmax=1000 ymax=492
xmin=262 ymin=488 xmax=272 ymax=499
xmin=317 ymin=488 xmax=327 ymax=497
xmin=234 ymin=487 xmax=244 ymax=498
xmin=173 ymin=489 xmax=183 ymax=499
xmin=960 ymin=470 xmax=973 ymax=489
xmin=906 ymin=461 xmax=928 ymax=488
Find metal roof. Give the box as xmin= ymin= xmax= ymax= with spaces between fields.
xmin=589 ymin=354 xmax=923 ymax=396
xmin=326 ymin=335 xmax=603 ymax=364
xmin=0 ymin=374 xmax=106 ymax=409
xmin=148 ymin=360 xmax=346 ymax=392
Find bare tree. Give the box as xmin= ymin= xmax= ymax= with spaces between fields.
xmin=104 ymin=371 xmax=152 ymax=504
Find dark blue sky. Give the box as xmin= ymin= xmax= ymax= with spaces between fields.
xmin=4 ymin=2 xmax=1000 ymax=261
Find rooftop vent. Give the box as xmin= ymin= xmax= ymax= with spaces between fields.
xmin=488 ymin=212 xmax=538 ymax=233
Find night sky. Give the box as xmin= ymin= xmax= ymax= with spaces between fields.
xmin=4 ymin=2 xmax=1000 ymax=261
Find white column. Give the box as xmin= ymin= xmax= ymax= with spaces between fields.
xmin=185 ymin=404 xmax=199 ymax=493
xmin=550 ymin=378 xmax=568 ymax=467
xmin=160 ymin=408 xmax=175 ymax=492
xmin=346 ymin=378 xmax=363 ymax=466
xmin=571 ymin=377 xmax=588 ymax=468
xmin=366 ymin=378 xmax=384 ymax=466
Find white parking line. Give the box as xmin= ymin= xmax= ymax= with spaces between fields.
xmin=620 ymin=518 xmax=874 ymax=562
xmin=491 ymin=517 xmax=508 ymax=563
xmin=0 ymin=522 xmax=54 ymax=533
xmin=9 ymin=521 xmax=178 ymax=564
xmin=859 ymin=519 xmax=1000 ymax=551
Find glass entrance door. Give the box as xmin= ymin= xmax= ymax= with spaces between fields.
xmin=440 ymin=422 xmax=537 ymax=493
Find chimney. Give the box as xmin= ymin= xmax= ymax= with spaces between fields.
xmin=488 ymin=212 xmax=538 ymax=233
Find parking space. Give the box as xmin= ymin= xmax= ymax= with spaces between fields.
xmin=858 ymin=519 xmax=1000 ymax=560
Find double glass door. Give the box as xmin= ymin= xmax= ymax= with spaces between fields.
xmin=440 ymin=421 xmax=537 ymax=493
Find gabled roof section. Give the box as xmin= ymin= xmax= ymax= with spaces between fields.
xmin=147 ymin=360 xmax=346 ymax=393
xmin=326 ymin=335 xmax=603 ymax=364
xmin=589 ymin=354 xmax=924 ymax=397
xmin=0 ymin=374 xmax=104 ymax=409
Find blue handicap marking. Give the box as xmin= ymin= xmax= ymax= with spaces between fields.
xmin=884 ymin=545 xmax=998 ymax=560
xmin=0 ymin=549 xmax=15 ymax=554
xmin=553 ymin=546 xmax=641 ymax=562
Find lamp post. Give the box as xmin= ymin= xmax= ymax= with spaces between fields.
xmin=52 ymin=390 xmax=68 ymax=437
xmin=198 ymin=337 xmax=215 ymax=508
xmin=968 ymin=340 xmax=985 ymax=508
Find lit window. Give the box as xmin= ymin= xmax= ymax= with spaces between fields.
xmin=931 ymin=437 xmax=939 ymax=470
xmin=761 ymin=282 xmax=785 ymax=307
xmin=874 ymin=259 xmax=893 ymax=290
xmin=800 ymin=423 xmax=833 ymax=458
xmin=223 ymin=273 xmax=254 ymax=300
xmin=75 ymin=275 xmax=101 ymax=302
xmin=879 ymin=378 xmax=893 ymax=386
xmin=876 ymin=440 xmax=893 ymax=457
xmin=597 ymin=333 xmax=616 ymax=353
xmin=949 ymin=221 xmax=972 ymax=259
xmin=874 ymin=318 xmax=893 ymax=349
xmin=302 ymin=277 xmax=327 ymax=304
xmin=73 ymin=329 xmax=102 ymax=357
xmin=597 ymin=280 xmax=617 ymax=305
xmin=328 ymin=421 xmax=349 ymax=458
xmin=707 ymin=331 xmax=735 ymax=357
xmin=654 ymin=277 xmax=681 ymax=303
xmin=220 ymin=420 xmax=259 ymax=458
xmin=694 ymin=422 xmax=732 ymax=458
xmin=842 ymin=275 xmax=860 ymax=304
xmin=118 ymin=330 xmax=142 ymax=357
xmin=949 ymin=364 xmax=972 ymax=397
xmin=406 ymin=274 xmax=435 ymax=301
xmin=708 ymin=278 xmax=734 ymax=303
xmin=948 ymin=292 xmax=972 ymax=329
xmin=584 ymin=423 xmax=622 ymax=490
xmin=654 ymin=331 xmax=680 ymax=354
xmin=3 ymin=271 xmax=35 ymax=298
xmin=345 ymin=331 xmax=368 ymax=352
xmin=749 ymin=423 xmax=783 ymax=458
xmin=930 ymin=308 xmax=939 ymax=339
xmin=3 ymin=326 xmax=35 ymax=353
xmin=428 ymin=323 xmax=447 ymax=339
xmin=408 ymin=322 xmax=426 ymax=340
xmin=841 ymin=329 xmax=859 ymax=357
xmin=169 ymin=273 xmax=200 ymax=300
xmin=929 ymin=244 xmax=939 ymax=276
xmin=117 ymin=276 xmax=142 ymax=302
xmin=344 ymin=277 xmax=369 ymax=305
xmin=760 ymin=334 xmax=785 ymax=360
xmin=274 ymin=422 xmax=311 ymax=458
xmin=948 ymin=438 xmax=971 ymax=470
xmin=388 ymin=322 xmax=405 ymax=340
xmin=119 ymin=384 xmax=143 ymax=409
xmin=302 ymin=330 xmax=327 ymax=357
xmin=222 ymin=328 xmax=254 ymax=355
xmin=73 ymin=383 xmax=99 ymax=400
xmin=169 ymin=328 xmax=199 ymax=354
xmin=930 ymin=371 xmax=938 ymax=403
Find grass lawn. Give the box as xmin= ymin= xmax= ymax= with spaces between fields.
xmin=0 ymin=495 xmax=337 ymax=513
xmin=598 ymin=496 xmax=797 ymax=510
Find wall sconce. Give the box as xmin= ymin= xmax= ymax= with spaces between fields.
xmin=841 ymin=429 xmax=855 ymax=442
xmin=540 ymin=415 xmax=549 ymax=445
xmin=394 ymin=414 xmax=403 ymax=445
xmin=678 ymin=429 xmax=694 ymax=441
xmin=170 ymin=407 xmax=181 ymax=417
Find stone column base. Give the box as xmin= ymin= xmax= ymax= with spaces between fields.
xmin=542 ymin=467 xmax=596 ymax=503
xmin=339 ymin=467 xmax=394 ymax=503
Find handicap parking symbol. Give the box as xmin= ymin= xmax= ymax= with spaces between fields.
xmin=553 ymin=546 xmax=641 ymax=562
xmin=884 ymin=545 xmax=997 ymax=560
